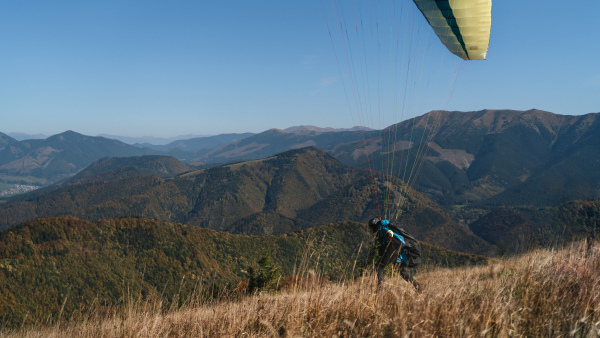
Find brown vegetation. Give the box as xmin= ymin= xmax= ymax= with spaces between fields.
xmin=3 ymin=240 xmax=599 ymax=337
xmin=0 ymin=216 xmax=488 ymax=329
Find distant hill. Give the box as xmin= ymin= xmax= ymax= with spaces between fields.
xmin=5 ymin=132 xmax=47 ymax=141
xmin=5 ymin=109 xmax=598 ymax=210
xmin=0 ymin=131 xmax=156 ymax=181
xmin=3 ymin=109 xmax=599 ymax=248
xmin=0 ymin=216 xmax=489 ymax=328
xmin=284 ymin=125 xmax=373 ymax=134
xmin=66 ymin=155 xmax=194 ymax=184
xmin=98 ymin=133 xmax=210 ymax=145
xmin=1 ymin=127 xmax=373 ymax=187
xmin=171 ymin=109 xmax=600 ymax=211
xmin=137 ymin=133 xmax=255 ymax=155
xmin=0 ymin=132 xmax=18 ymax=147
xmin=0 ymin=147 xmax=492 ymax=255
xmin=476 ymin=113 xmax=600 ymax=207
xmin=193 ymin=128 xmax=377 ymax=166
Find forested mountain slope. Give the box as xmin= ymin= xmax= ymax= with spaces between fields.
xmin=0 ymin=131 xmax=155 ymax=181
xmin=332 ymin=109 xmax=600 ymax=208
xmin=3 ymin=110 xmax=599 ymax=211
xmin=0 ymin=216 xmax=488 ymax=328
xmin=0 ymin=148 xmax=492 ymax=255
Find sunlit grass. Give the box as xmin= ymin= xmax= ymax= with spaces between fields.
xmin=3 ymin=240 xmax=600 ymax=337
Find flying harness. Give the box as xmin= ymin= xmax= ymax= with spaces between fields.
xmin=379 ymin=220 xmax=421 ymax=268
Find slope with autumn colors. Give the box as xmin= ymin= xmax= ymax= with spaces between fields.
xmin=3 ymin=110 xmax=600 ymax=210
xmin=0 ymin=148 xmax=492 ymax=255
xmin=2 ymin=109 xmax=599 ymax=255
xmin=329 ymin=109 xmax=600 ymax=208
xmin=0 ymin=216 xmax=488 ymax=328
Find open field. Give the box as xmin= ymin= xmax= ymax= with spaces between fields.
xmin=2 ymin=240 xmax=599 ymax=337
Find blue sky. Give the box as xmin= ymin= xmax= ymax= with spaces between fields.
xmin=1 ymin=1 xmax=599 ymax=138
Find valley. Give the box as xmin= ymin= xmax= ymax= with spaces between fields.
xmin=1 ymin=109 xmax=599 ymax=331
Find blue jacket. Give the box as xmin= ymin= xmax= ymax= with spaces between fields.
xmin=378 ymin=220 xmax=408 ymax=265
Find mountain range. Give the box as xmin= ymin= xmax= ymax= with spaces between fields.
xmin=2 ymin=110 xmax=600 ymax=329
xmin=134 ymin=132 xmax=255 ymax=155
xmin=6 ymin=109 xmax=599 ymax=209
xmin=323 ymin=109 xmax=600 ymax=208
xmin=0 ymin=131 xmax=155 ymax=182
xmin=0 ymin=125 xmax=370 ymax=185
xmin=0 ymin=147 xmax=493 ymax=255
xmin=2 ymin=109 xmax=599 ymax=254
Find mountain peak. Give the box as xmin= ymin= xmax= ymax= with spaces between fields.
xmin=60 ymin=130 xmax=82 ymax=136
xmin=48 ymin=130 xmax=87 ymax=142
xmin=264 ymin=128 xmax=288 ymax=134
xmin=284 ymin=125 xmax=374 ymax=134
xmin=0 ymin=132 xmax=18 ymax=147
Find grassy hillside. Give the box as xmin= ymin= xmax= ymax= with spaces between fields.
xmin=3 ymin=239 xmax=598 ymax=336
xmin=0 ymin=216 xmax=487 ymax=329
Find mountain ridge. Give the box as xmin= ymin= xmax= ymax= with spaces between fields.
xmin=0 ymin=132 xmax=18 ymax=148
xmin=2 ymin=109 xmax=600 ymax=251
xmin=4 ymin=109 xmax=598 ymax=198
xmin=345 ymin=109 xmax=600 ymax=208
xmin=284 ymin=125 xmax=373 ymax=134
xmin=0 ymin=147 xmax=493 ymax=255
xmin=0 ymin=131 xmax=156 ymax=181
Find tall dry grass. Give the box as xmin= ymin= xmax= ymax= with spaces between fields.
xmin=3 ymin=240 xmax=600 ymax=337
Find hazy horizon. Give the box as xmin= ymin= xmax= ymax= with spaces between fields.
xmin=5 ymin=124 xmax=376 ymax=144
xmin=2 ymin=1 xmax=599 ymax=138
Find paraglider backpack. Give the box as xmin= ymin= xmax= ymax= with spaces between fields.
xmin=385 ymin=223 xmax=421 ymax=268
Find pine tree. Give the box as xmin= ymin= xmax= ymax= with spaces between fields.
xmin=247 ymin=252 xmax=281 ymax=293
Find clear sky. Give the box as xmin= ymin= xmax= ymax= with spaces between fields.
xmin=1 ymin=1 xmax=599 ymax=138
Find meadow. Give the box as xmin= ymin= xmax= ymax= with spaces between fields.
xmin=2 ymin=240 xmax=599 ymax=337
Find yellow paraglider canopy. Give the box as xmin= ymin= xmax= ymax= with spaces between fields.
xmin=413 ymin=0 xmax=491 ymax=60
xmin=320 ymin=0 xmax=493 ymax=219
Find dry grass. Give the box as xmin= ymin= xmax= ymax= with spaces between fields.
xmin=3 ymin=240 xmax=600 ymax=337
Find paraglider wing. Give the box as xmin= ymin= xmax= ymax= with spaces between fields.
xmin=413 ymin=0 xmax=491 ymax=60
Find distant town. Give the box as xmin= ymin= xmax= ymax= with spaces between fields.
xmin=0 ymin=185 xmax=39 ymax=197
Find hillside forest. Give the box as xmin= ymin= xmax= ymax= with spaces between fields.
xmin=1 ymin=109 xmax=599 ymax=331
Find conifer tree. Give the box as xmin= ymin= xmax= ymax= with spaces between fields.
xmin=247 ymin=252 xmax=281 ymax=292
